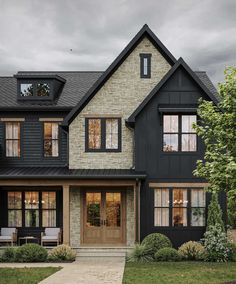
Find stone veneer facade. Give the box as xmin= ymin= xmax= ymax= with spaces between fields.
xmin=69 ymin=187 xmax=135 ymax=247
xmin=69 ymin=36 xmax=171 ymax=169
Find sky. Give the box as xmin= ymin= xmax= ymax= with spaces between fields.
xmin=0 ymin=0 xmax=235 ymax=86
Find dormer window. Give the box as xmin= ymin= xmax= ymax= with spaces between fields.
xmin=15 ymin=73 xmax=66 ymax=102
xmin=140 ymin=53 xmax=151 ymax=78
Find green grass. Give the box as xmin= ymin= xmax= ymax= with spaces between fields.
xmin=0 ymin=267 xmax=61 ymax=284
xmin=123 ymin=262 xmax=236 ymax=284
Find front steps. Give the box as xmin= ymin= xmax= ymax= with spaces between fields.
xmin=76 ymin=246 xmax=133 ymax=257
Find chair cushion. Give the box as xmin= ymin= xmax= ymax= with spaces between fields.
xmin=45 ymin=228 xmax=60 ymax=236
xmin=42 ymin=236 xmax=58 ymax=241
xmin=1 ymin=228 xmax=16 ymax=236
xmin=0 ymin=236 xmax=12 ymax=240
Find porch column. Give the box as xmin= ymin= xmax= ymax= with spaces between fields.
xmin=63 ymin=184 xmax=70 ymax=245
xmin=134 ymin=180 xmax=141 ymax=243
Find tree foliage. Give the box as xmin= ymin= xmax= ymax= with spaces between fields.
xmin=207 ymin=193 xmax=225 ymax=231
xmin=193 ymin=67 xmax=236 ymax=195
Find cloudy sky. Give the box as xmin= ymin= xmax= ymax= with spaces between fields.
xmin=0 ymin=0 xmax=235 ymax=86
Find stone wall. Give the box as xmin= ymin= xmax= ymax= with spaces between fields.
xmin=70 ymin=187 xmax=81 ymax=247
xmin=126 ymin=189 xmax=135 ymax=246
xmin=69 ymin=36 xmax=171 ymax=169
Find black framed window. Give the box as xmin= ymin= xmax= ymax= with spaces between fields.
xmin=163 ymin=115 xmax=197 ymax=152
xmin=43 ymin=122 xmax=59 ymax=157
xmin=5 ymin=122 xmax=21 ymax=157
xmin=85 ymin=118 xmax=121 ymax=152
xmin=7 ymin=191 xmax=58 ymax=228
xmin=140 ymin=53 xmax=151 ymax=78
xmin=154 ymin=188 xmax=206 ymax=227
xmin=19 ymin=82 xmax=50 ymax=97
xmin=8 ymin=192 xmax=22 ymax=227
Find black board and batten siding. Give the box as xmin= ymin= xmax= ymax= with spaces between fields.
xmin=0 ymin=111 xmax=68 ymax=167
xmin=134 ymin=66 xmax=226 ymax=247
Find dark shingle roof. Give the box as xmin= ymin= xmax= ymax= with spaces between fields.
xmin=0 ymin=70 xmax=217 ymax=110
xmin=0 ymin=71 xmax=102 ymax=109
xmin=0 ymin=167 xmax=146 ymax=180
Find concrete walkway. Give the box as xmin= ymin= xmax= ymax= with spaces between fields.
xmin=39 ymin=257 xmax=125 ymax=284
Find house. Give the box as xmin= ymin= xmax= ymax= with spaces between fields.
xmin=0 ymin=24 xmax=226 ymax=249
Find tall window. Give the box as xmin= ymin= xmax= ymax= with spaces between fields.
xmin=7 ymin=191 xmax=57 ymax=228
xmin=42 ymin=192 xmax=56 ymax=227
xmin=25 ymin=192 xmax=39 ymax=227
xmin=191 ymin=189 xmax=206 ymax=226
xmin=5 ymin=122 xmax=21 ymax=157
xmin=163 ymin=115 xmax=197 ymax=152
xmin=140 ymin=54 xmax=151 ymax=78
xmin=86 ymin=118 xmax=121 ymax=152
xmin=44 ymin=122 xmax=59 ymax=157
xmin=8 ymin=192 xmax=22 ymax=227
xmin=154 ymin=188 xmax=206 ymax=227
xmin=154 ymin=189 xmax=169 ymax=226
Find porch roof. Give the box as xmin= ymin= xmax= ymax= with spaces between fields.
xmin=0 ymin=167 xmax=146 ymax=180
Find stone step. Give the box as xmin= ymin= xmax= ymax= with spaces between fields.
xmin=76 ymin=246 xmax=133 ymax=257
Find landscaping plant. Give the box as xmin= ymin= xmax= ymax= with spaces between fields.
xmin=15 ymin=243 xmax=48 ymax=262
xmin=155 ymin=247 xmax=180 ymax=262
xmin=48 ymin=244 xmax=76 ymax=261
xmin=178 ymin=241 xmax=205 ymax=260
xmin=127 ymin=244 xmax=153 ymax=263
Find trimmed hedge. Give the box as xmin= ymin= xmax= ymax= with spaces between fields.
xmin=155 ymin=247 xmax=181 ymax=262
xmin=141 ymin=233 xmax=172 ymax=256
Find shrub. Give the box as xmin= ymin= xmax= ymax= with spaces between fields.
xmin=0 ymin=247 xmax=16 ymax=262
xmin=155 ymin=247 xmax=180 ymax=262
xmin=127 ymin=244 xmax=153 ymax=263
xmin=48 ymin=245 xmax=76 ymax=261
xmin=141 ymin=233 xmax=172 ymax=256
xmin=226 ymin=243 xmax=236 ymax=262
xmin=178 ymin=241 xmax=205 ymax=261
xmin=204 ymin=224 xmax=229 ymax=262
xmin=15 ymin=244 xmax=48 ymax=262
xmin=207 ymin=193 xmax=225 ymax=231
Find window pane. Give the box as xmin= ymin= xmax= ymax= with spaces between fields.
xmin=20 ymin=83 xmax=33 ymax=97
xmin=191 ymin=208 xmax=205 ymax=226
xmin=106 ymin=193 xmax=121 ymax=227
xmin=24 ymin=192 xmax=39 ymax=209
xmin=163 ymin=134 xmax=178 ymax=152
xmin=181 ymin=134 xmax=196 ymax=151
xmin=155 ymin=208 xmax=169 ymax=226
xmin=8 ymin=192 xmax=22 ymax=209
xmin=42 ymin=192 xmax=56 ymax=209
xmin=5 ymin=122 xmax=20 ymax=157
xmin=154 ymin=189 xmax=169 ymax=207
xmin=25 ymin=210 xmax=39 ymax=227
xmin=86 ymin=192 xmax=101 ymax=227
xmin=106 ymin=119 xmax=119 ymax=149
xmin=44 ymin=123 xmax=59 ymax=157
xmin=173 ymin=189 xmax=188 ymax=207
xmin=36 ymin=83 xmax=50 ymax=97
xmin=182 ymin=115 xmax=196 ymax=133
xmin=143 ymin=57 xmax=148 ymax=75
xmin=8 ymin=210 xmax=22 ymax=227
xmin=173 ymin=208 xmax=187 ymax=226
xmin=163 ymin=115 xmax=178 ymax=133
xmin=88 ymin=119 xmax=101 ymax=149
xmin=42 ymin=210 xmax=56 ymax=227
xmin=44 ymin=123 xmax=52 ymax=140
xmin=191 ymin=189 xmax=205 ymax=207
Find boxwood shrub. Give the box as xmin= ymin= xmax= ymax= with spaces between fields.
xmin=155 ymin=247 xmax=181 ymax=262
xmin=141 ymin=233 xmax=172 ymax=256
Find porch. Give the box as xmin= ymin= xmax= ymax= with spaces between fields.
xmin=0 ymin=168 xmax=145 ymax=249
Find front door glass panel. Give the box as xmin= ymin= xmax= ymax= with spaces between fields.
xmin=105 ymin=192 xmax=121 ymax=227
xmin=86 ymin=192 xmax=101 ymax=227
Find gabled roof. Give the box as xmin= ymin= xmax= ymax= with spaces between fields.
xmin=127 ymin=57 xmax=219 ymax=125
xmin=62 ymin=24 xmax=177 ymax=127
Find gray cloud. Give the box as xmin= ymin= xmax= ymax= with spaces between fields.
xmin=0 ymin=0 xmax=235 ymax=86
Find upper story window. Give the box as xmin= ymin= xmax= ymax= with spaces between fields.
xmin=154 ymin=188 xmax=206 ymax=227
xmin=43 ymin=122 xmax=59 ymax=157
xmin=140 ymin=53 xmax=151 ymax=78
xmin=5 ymin=122 xmax=21 ymax=157
xmin=20 ymin=82 xmax=50 ymax=98
xmin=163 ymin=115 xmax=197 ymax=152
xmin=85 ymin=118 xmax=121 ymax=152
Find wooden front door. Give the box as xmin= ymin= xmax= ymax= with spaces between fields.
xmin=83 ymin=190 xmax=125 ymax=244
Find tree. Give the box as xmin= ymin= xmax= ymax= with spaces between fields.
xmin=207 ymin=193 xmax=225 ymax=231
xmin=193 ymin=67 xmax=236 ymax=195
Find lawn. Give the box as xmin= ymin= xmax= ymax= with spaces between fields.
xmin=123 ymin=262 xmax=236 ymax=284
xmin=0 ymin=267 xmax=61 ymax=284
